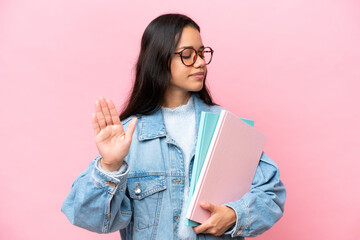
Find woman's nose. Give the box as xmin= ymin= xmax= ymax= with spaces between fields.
xmin=193 ymin=54 xmax=206 ymax=68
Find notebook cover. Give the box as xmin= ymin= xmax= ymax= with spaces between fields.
xmin=185 ymin=112 xmax=220 ymax=226
xmin=185 ymin=112 xmax=254 ymax=226
xmin=185 ymin=110 xmax=266 ymax=224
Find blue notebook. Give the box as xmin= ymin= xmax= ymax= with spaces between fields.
xmin=185 ymin=112 xmax=254 ymax=226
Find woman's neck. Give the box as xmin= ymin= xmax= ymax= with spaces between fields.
xmin=162 ymin=90 xmax=191 ymax=109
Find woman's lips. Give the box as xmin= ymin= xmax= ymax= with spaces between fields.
xmin=190 ymin=72 xmax=205 ymax=79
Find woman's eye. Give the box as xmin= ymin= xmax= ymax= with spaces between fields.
xmin=182 ymin=55 xmax=191 ymax=59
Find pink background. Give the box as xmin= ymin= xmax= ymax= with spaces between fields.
xmin=1 ymin=0 xmax=359 ymax=239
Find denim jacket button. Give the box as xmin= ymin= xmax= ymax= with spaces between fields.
xmin=134 ymin=183 xmax=141 ymax=195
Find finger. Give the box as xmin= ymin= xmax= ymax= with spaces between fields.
xmin=92 ymin=113 xmax=101 ymax=136
xmin=194 ymin=221 xmax=221 ymax=236
xmin=95 ymin=100 xmax=106 ymax=129
xmin=200 ymin=202 xmax=216 ymax=213
xmin=106 ymin=99 xmax=122 ymax=126
xmin=99 ymin=97 xmax=113 ymax=126
xmin=193 ymin=222 xmax=210 ymax=234
xmin=125 ymin=118 xmax=138 ymax=141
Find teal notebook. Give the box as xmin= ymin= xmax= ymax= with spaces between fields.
xmin=185 ymin=112 xmax=254 ymax=226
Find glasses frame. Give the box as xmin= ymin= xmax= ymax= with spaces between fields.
xmin=174 ymin=46 xmax=214 ymax=66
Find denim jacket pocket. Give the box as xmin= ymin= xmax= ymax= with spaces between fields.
xmin=127 ymin=173 xmax=167 ymax=230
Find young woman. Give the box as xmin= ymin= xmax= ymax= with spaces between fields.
xmin=62 ymin=13 xmax=286 ymax=240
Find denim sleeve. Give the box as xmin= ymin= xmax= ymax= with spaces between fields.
xmin=61 ymin=154 xmax=132 ymax=233
xmin=223 ymin=152 xmax=286 ymax=238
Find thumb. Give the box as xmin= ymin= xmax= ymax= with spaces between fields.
xmin=125 ymin=117 xmax=138 ymax=140
xmin=200 ymin=202 xmax=216 ymax=213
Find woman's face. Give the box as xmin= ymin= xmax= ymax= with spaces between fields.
xmin=169 ymin=26 xmax=207 ymax=96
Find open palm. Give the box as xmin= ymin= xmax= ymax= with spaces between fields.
xmin=92 ymin=97 xmax=137 ymax=171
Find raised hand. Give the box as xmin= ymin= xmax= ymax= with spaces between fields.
xmin=92 ymin=97 xmax=137 ymax=172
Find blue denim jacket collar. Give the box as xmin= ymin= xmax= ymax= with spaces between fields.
xmin=138 ymin=94 xmax=211 ymax=141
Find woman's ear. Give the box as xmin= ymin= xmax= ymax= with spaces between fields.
xmin=168 ymin=57 xmax=172 ymax=69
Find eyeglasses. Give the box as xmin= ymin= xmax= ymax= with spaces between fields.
xmin=174 ymin=47 xmax=214 ymax=66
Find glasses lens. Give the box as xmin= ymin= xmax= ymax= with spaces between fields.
xmin=202 ymin=47 xmax=213 ymax=65
xmin=181 ymin=48 xmax=196 ymax=66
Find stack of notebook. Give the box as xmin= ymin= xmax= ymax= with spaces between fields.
xmin=185 ymin=110 xmax=266 ymax=226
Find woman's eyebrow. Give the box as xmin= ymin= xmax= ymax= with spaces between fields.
xmin=176 ymin=45 xmax=205 ymax=51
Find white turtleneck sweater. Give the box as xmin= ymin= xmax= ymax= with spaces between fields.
xmin=162 ymin=95 xmax=197 ymax=240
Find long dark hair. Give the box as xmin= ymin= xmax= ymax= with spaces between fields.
xmin=120 ymin=13 xmax=215 ymax=120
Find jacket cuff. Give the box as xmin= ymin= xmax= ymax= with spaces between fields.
xmin=92 ymin=155 xmax=129 ymax=195
xmin=224 ymin=197 xmax=250 ymax=237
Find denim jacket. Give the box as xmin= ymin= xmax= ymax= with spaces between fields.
xmin=61 ymin=94 xmax=286 ymax=239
